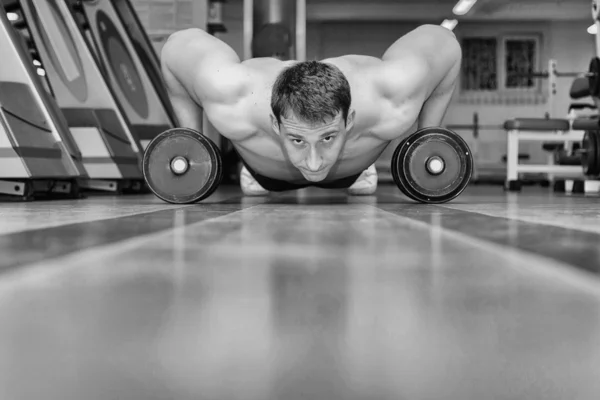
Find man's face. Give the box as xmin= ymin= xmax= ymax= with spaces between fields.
xmin=273 ymin=112 xmax=354 ymax=182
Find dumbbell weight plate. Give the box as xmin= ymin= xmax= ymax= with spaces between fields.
xmin=582 ymin=130 xmax=600 ymax=176
xmin=391 ymin=128 xmax=473 ymax=204
xmin=391 ymin=137 xmax=413 ymax=199
xmin=589 ymin=57 xmax=600 ymax=98
xmin=202 ymin=131 xmax=224 ymax=198
xmin=142 ymin=128 xmax=223 ymax=204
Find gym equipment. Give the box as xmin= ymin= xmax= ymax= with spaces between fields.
xmin=593 ymin=0 xmax=600 ymax=71
xmin=504 ymin=118 xmax=583 ymax=191
xmin=446 ymin=112 xmax=507 ymax=184
xmin=508 ymin=59 xmax=600 ymax=114
xmin=582 ymin=130 xmax=600 ymax=176
xmin=108 ymin=0 xmax=178 ymax=125
xmin=0 ymin=7 xmax=85 ymax=199
xmin=252 ymin=23 xmax=291 ymax=59
xmin=391 ymin=128 xmax=473 ymax=204
xmin=65 ymin=0 xmax=175 ymax=149
xmin=244 ymin=0 xmax=306 ymax=61
xmin=570 ymin=77 xmax=592 ymax=99
xmin=8 ymin=0 xmax=146 ymax=193
xmin=554 ymin=149 xmax=581 ymax=166
xmin=207 ymin=0 xmax=227 ymax=35
xmin=512 ymin=60 xmax=593 ymax=79
xmin=143 ymin=128 xmax=223 ymax=204
xmin=588 ymin=57 xmax=600 ymax=97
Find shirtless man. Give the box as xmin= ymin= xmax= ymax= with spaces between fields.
xmin=160 ymin=24 xmax=461 ymax=196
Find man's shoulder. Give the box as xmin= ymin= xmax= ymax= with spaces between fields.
xmin=375 ymin=55 xmax=430 ymax=102
xmin=323 ymin=55 xmax=383 ymax=69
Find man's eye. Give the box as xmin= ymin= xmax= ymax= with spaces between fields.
xmin=323 ymin=136 xmax=334 ymax=142
xmin=293 ymin=139 xmax=304 ymax=145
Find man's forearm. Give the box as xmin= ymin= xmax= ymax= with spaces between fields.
xmin=418 ymin=87 xmax=455 ymax=129
xmin=169 ymin=95 xmax=203 ymax=132
xmin=162 ymin=61 xmax=203 ymax=131
xmin=418 ymin=61 xmax=460 ymax=129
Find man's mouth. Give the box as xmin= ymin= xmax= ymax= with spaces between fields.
xmin=301 ymin=168 xmax=326 ymax=175
xmin=300 ymin=168 xmax=328 ymax=181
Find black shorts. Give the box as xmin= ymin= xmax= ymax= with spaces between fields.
xmin=242 ymin=161 xmax=362 ymax=192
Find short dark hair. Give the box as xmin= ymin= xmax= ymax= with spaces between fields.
xmin=271 ymin=61 xmax=351 ymax=125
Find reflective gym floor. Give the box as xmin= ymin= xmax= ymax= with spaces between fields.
xmin=1 ymin=184 xmax=600 ymax=400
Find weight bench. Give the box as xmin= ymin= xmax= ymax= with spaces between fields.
xmin=504 ymin=118 xmax=583 ymax=190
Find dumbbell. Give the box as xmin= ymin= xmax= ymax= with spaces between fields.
xmin=142 ymin=128 xmax=223 ymax=204
xmin=391 ymin=127 xmax=473 ymax=204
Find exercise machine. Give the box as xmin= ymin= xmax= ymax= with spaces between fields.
xmin=0 ymin=7 xmax=85 ymax=199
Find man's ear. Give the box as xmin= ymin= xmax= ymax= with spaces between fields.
xmin=346 ymin=109 xmax=356 ymax=131
xmin=271 ymin=114 xmax=281 ymax=135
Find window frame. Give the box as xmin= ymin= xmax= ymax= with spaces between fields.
xmin=500 ymin=34 xmax=542 ymax=93
xmin=460 ymin=36 xmax=499 ymax=93
xmin=456 ymin=27 xmax=547 ymax=105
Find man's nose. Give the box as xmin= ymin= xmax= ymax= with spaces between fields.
xmin=306 ymin=147 xmax=323 ymax=171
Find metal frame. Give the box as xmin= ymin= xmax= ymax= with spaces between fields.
xmin=296 ymin=0 xmax=305 ymax=61
xmin=505 ymin=128 xmax=585 ymax=185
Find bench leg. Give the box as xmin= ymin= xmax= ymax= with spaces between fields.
xmin=505 ymin=129 xmax=521 ymax=191
xmin=546 ymin=152 xmax=555 ymax=183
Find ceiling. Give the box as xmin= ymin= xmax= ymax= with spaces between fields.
xmin=225 ymin=0 xmax=593 ymax=21
xmin=300 ymin=0 xmax=592 ymax=21
xmin=305 ymin=0 xmax=589 ymax=3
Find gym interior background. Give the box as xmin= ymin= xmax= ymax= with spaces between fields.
xmin=139 ymin=0 xmax=596 ymax=178
xmin=2 ymin=1 xmax=600 ymax=399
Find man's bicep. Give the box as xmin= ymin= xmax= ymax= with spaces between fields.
xmin=382 ymin=25 xmax=459 ymax=63
xmin=161 ymin=29 xmax=248 ymax=105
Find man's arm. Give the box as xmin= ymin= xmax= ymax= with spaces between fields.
xmin=381 ymin=25 xmax=462 ymax=129
xmin=160 ymin=28 xmax=252 ymax=133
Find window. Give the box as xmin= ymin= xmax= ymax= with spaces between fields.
xmin=460 ymin=34 xmax=541 ymax=97
xmin=461 ymin=38 xmax=498 ymax=91
xmin=505 ymin=37 xmax=537 ymax=89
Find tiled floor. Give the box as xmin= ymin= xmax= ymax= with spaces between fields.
xmin=0 ymin=184 xmax=599 ymax=400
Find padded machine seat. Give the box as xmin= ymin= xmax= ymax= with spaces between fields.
xmin=570 ymin=77 xmax=591 ymax=99
xmin=503 ymin=118 xmax=570 ymax=131
xmin=572 ymin=117 xmax=600 ymax=130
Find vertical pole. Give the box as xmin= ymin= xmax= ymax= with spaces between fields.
xmin=548 ymin=59 xmax=557 ymax=118
xmin=473 ymin=112 xmax=479 ymax=181
xmin=597 ymin=20 xmax=600 ymax=57
xmin=243 ymin=0 xmax=253 ymax=60
xmin=192 ymin=0 xmax=209 ymax=30
xmin=594 ymin=0 xmax=600 ymax=56
xmin=506 ymin=130 xmax=519 ymax=185
xmin=296 ymin=0 xmax=306 ymax=61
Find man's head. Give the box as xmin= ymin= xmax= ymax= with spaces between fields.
xmin=270 ymin=61 xmax=355 ymax=182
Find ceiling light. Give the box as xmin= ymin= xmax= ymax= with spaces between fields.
xmin=453 ymin=0 xmax=478 ymax=16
